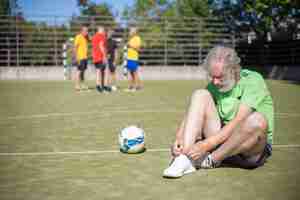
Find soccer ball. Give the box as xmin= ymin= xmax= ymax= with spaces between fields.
xmin=119 ymin=125 xmax=145 ymax=154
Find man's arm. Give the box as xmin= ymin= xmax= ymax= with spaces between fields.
xmin=73 ymin=37 xmax=79 ymax=60
xmin=171 ymin=116 xmax=186 ymax=156
xmin=99 ymin=41 xmax=107 ymax=62
xmin=113 ymin=46 xmax=118 ymax=65
xmin=176 ymin=116 xmax=186 ymax=140
xmin=200 ymin=103 xmax=253 ymax=152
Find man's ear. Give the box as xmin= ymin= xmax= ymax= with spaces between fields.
xmin=233 ymin=68 xmax=240 ymax=82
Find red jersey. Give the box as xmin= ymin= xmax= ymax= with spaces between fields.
xmin=92 ymin=32 xmax=106 ymax=63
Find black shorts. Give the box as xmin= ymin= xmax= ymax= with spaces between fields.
xmin=94 ymin=62 xmax=106 ymax=70
xmin=222 ymin=143 xmax=272 ymax=169
xmin=108 ymin=59 xmax=116 ymax=73
xmin=77 ymin=59 xmax=87 ymax=71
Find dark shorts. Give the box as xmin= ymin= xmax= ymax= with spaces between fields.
xmin=108 ymin=59 xmax=116 ymax=73
xmin=77 ymin=59 xmax=87 ymax=71
xmin=222 ymin=143 xmax=272 ymax=169
xmin=94 ymin=62 xmax=106 ymax=70
xmin=126 ymin=59 xmax=139 ymax=72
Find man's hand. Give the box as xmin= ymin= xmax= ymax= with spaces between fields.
xmin=186 ymin=141 xmax=207 ymax=161
xmin=171 ymin=138 xmax=184 ymax=157
xmin=103 ymin=55 xmax=107 ymax=64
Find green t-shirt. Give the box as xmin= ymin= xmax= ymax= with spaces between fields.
xmin=207 ymin=69 xmax=274 ymax=144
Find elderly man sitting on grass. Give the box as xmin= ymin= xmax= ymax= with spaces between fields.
xmin=163 ymin=46 xmax=274 ymax=178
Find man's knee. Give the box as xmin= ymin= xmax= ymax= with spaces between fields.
xmin=242 ymin=112 xmax=268 ymax=134
xmin=191 ymin=89 xmax=212 ymax=102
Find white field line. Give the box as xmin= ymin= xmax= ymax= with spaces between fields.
xmin=0 ymin=148 xmax=169 ymax=156
xmin=272 ymin=144 xmax=300 ymax=148
xmin=0 ymin=145 xmax=299 ymax=156
xmin=0 ymin=110 xmax=299 ymax=121
xmin=0 ymin=109 xmax=181 ymax=121
xmin=276 ymin=112 xmax=300 ymax=117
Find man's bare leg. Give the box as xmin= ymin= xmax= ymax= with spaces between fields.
xmin=212 ymin=112 xmax=267 ymax=161
xmin=135 ymin=70 xmax=143 ymax=90
xmin=75 ymin=70 xmax=81 ymax=90
xmin=182 ymin=89 xmax=221 ymax=153
xmin=128 ymin=71 xmax=135 ymax=90
xmin=163 ymin=89 xmax=221 ymax=178
xmin=109 ymin=71 xmax=117 ymax=86
xmin=96 ymin=69 xmax=101 ymax=86
xmin=202 ymin=112 xmax=268 ymax=168
xmin=101 ymin=68 xmax=106 ymax=87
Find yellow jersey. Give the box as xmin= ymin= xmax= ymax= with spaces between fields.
xmin=127 ymin=35 xmax=141 ymax=60
xmin=74 ymin=34 xmax=88 ymax=61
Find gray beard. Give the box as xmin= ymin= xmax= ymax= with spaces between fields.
xmin=217 ymin=78 xmax=236 ymax=93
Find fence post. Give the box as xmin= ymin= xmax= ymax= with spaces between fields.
xmin=92 ymin=16 xmax=95 ymax=32
xmin=198 ymin=19 xmax=202 ymax=66
xmin=16 ymin=15 xmax=19 ymax=67
xmin=231 ymin=32 xmax=236 ymax=49
xmin=198 ymin=45 xmax=202 ymax=67
xmin=7 ymin=37 xmax=10 ymax=67
xmin=54 ymin=16 xmax=58 ymax=66
xmin=164 ymin=18 xmax=168 ymax=67
xmin=291 ymin=41 xmax=295 ymax=65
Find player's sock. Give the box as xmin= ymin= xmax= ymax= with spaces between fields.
xmin=200 ymin=154 xmax=221 ymax=169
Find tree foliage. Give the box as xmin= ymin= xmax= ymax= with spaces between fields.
xmin=123 ymin=0 xmax=211 ymax=20
xmin=0 ymin=0 xmax=10 ymax=15
xmin=72 ymin=0 xmax=116 ymax=33
xmin=77 ymin=0 xmax=114 ymax=17
xmin=209 ymin=0 xmax=300 ymax=38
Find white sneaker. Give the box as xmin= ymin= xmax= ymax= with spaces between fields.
xmin=163 ymin=154 xmax=196 ymax=178
xmin=111 ymin=85 xmax=118 ymax=91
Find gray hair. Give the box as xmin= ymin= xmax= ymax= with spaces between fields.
xmin=129 ymin=27 xmax=138 ymax=35
xmin=97 ymin=26 xmax=105 ymax=33
xmin=204 ymin=46 xmax=241 ymax=80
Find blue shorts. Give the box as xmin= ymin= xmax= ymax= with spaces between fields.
xmin=126 ymin=59 xmax=139 ymax=72
xmin=77 ymin=59 xmax=87 ymax=71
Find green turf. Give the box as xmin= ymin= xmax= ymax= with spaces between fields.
xmin=0 ymin=80 xmax=299 ymax=200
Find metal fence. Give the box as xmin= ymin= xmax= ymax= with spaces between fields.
xmin=1 ymin=15 xmax=299 ymax=68
xmin=0 ymin=15 xmax=233 ymax=67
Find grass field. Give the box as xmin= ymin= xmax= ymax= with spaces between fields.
xmin=0 ymin=79 xmax=300 ymax=200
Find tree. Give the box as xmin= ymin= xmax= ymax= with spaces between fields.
xmin=0 ymin=0 xmax=20 ymax=15
xmin=0 ymin=0 xmax=10 ymax=15
xmin=72 ymin=0 xmax=116 ymax=33
xmin=208 ymin=0 xmax=300 ymax=39
xmin=175 ymin=0 xmax=211 ymax=18
xmin=78 ymin=1 xmax=114 ymax=17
